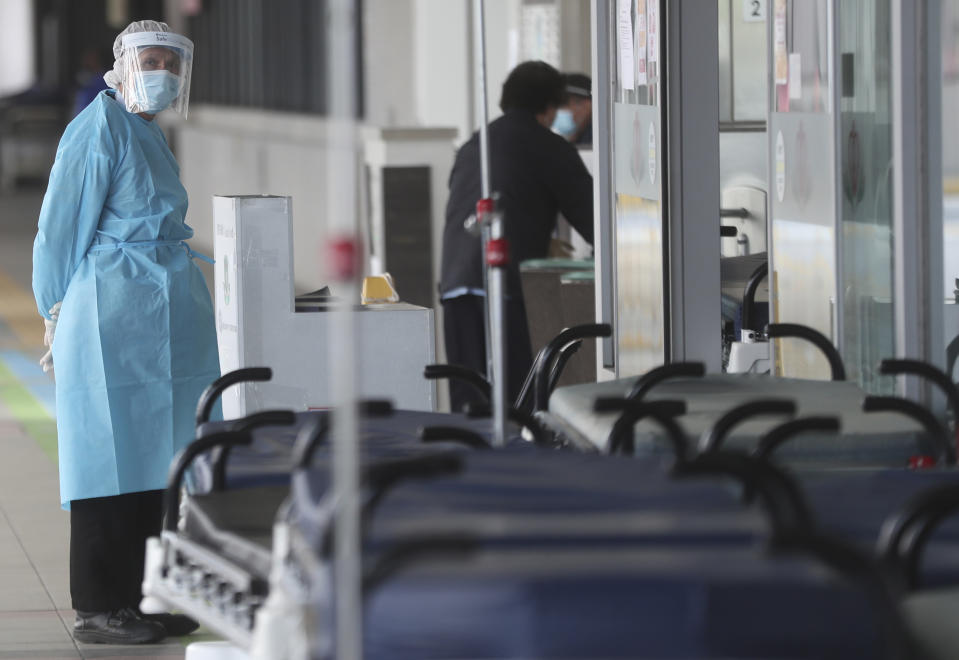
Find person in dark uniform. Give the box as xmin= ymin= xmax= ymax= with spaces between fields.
xmin=552 ymin=72 xmax=593 ymax=147
xmin=439 ymin=61 xmax=594 ymax=412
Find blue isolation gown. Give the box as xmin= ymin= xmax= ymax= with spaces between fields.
xmin=32 ymin=90 xmax=220 ymax=507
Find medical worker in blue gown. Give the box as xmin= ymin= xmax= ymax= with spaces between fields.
xmin=32 ymin=20 xmax=220 ymax=645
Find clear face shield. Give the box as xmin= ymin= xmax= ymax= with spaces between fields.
xmin=119 ymin=31 xmax=194 ymax=117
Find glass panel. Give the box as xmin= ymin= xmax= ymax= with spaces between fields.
xmin=944 ymin=0 xmax=959 ymax=375
xmin=837 ymin=0 xmax=895 ymax=393
xmin=768 ymin=0 xmax=837 ymax=379
xmin=731 ymin=0 xmax=769 ymax=120
xmin=611 ymin=0 xmax=665 ymax=375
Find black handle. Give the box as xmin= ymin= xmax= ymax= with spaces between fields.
xmin=879 ymin=359 xmax=959 ymax=427
xmin=362 ymin=536 xmax=477 ymax=595
xmin=626 ymin=362 xmax=706 ymax=401
xmin=211 ymin=409 xmax=297 ymax=490
xmin=672 ymin=451 xmax=813 ymax=539
xmin=697 ymin=399 xmax=797 ymax=454
xmin=753 ymin=416 xmax=841 ymax=461
xmin=547 ymin=340 xmax=583 ymax=394
xmin=741 ymin=262 xmax=768 ymax=334
xmin=533 ymin=324 xmax=612 ymax=412
xmin=424 ymin=364 xmax=491 ymax=404
xmin=512 ymin=346 xmax=541 ymax=413
xmin=862 ymin=396 xmax=956 ymax=465
xmin=164 ymin=430 xmax=253 ymax=531
xmin=595 ymin=399 xmax=688 ymax=460
xmin=719 ymin=225 xmax=739 ymax=237
xmin=194 ymin=367 xmax=272 ymax=426
xmin=877 ymin=483 xmax=959 ymax=590
xmin=420 ymin=425 xmax=491 ymax=450
xmin=766 ymin=324 xmax=846 ymax=380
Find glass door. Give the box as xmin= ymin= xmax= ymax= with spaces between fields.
xmin=767 ymin=0 xmax=838 ymax=380
xmin=767 ymin=0 xmax=895 ymax=390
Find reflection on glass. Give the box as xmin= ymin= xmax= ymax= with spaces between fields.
xmin=616 ymin=194 xmax=664 ymax=374
xmin=838 ymin=0 xmax=895 ymax=393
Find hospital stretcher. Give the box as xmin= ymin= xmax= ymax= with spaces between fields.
xmin=142 ymin=322 xmax=959 ymax=658
xmin=143 ymin=401 xmax=940 ymax=656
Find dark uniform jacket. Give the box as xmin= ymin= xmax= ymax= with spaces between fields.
xmin=440 ymin=109 xmax=594 ymax=298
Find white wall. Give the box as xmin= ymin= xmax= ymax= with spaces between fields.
xmin=0 ymin=0 xmax=34 ymax=96
xmin=363 ymin=0 xmax=417 ymax=127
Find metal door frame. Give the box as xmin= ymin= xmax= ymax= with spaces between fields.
xmin=892 ymin=0 xmax=945 ymax=403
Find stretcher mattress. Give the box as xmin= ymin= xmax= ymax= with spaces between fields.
xmin=547 ymin=374 xmax=931 ymax=464
xmin=361 ymin=545 xmax=889 ymax=659
xmin=189 ymin=409 xmax=524 ymax=492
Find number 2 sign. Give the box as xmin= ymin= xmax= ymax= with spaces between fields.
xmin=743 ymin=0 xmax=766 ymax=22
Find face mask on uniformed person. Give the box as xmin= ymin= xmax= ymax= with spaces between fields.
xmin=551 ymin=109 xmax=577 ymax=138
xmin=138 ymin=70 xmax=181 ymax=113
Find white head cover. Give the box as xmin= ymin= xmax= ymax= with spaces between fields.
xmin=104 ymin=20 xmax=195 ymax=118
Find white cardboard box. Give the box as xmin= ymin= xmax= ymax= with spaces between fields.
xmin=213 ymin=194 xmax=436 ymax=418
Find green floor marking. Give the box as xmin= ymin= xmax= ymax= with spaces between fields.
xmin=0 ymin=360 xmax=57 ymax=463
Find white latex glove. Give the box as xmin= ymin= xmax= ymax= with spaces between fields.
xmin=39 ymin=301 xmax=61 ymax=374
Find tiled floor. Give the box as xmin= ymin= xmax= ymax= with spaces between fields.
xmin=0 ymin=189 xmax=188 ymax=659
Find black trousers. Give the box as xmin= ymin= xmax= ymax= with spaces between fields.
xmin=70 ymin=490 xmax=163 ymax=612
xmin=442 ymin=294 xmax=534 ymax=413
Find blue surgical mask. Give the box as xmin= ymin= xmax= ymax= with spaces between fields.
xmin=138 ymin=70 xmax=181 ymax=113
xmin=552 ymin=108 xmax=577 ymax=138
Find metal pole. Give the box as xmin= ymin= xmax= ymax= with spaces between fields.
xmin=487 ymin=209 xmax=509 ymax=447
xmin=472 ymin=0 xmax=495 ymax=383
xmin=327 ymin=1 xmax=361 ymax=658
xmin=473 ymin=0 xmax=491 ymax=199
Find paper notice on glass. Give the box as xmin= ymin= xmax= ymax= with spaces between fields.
xmin=774 ymin=0 xmax=787 ymax=84
xmin=647 ymin=0 xmax=659 ymax=64
xmin=635 ymin=3 xmax=647 ymax=86
xmin=788 ymin=53 xmax=802 ymax=99
xmin=618 ymin=0 xmax=635 ymax=90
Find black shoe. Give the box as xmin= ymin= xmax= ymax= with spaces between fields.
xmin=73 ymin=608 xmax=166 ymax=644
xmin=142 ymin=612 xmax=200 ymax=637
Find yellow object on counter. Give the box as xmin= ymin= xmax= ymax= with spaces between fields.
xmin=361 ymin=273 xmax=400 ymax=304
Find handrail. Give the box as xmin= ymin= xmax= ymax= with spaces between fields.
xmin=423 ymin=364 xmax=491 ymax=404
xmin=626 ymin=362 xmax=707 ymax=401
xmin=879 ymin=359 xmax=959 ymax=446
xmin=533 ymin=324 xmax=612 ymax=412
xmin=672 ymin=450 xmax=813 ymax=539
xmin=195 ymin=367 xmax=272 ymax=426
xmin=862 ymin=396 xmax=956 ymax=465
xmin=766 ymin=324 xmax=846 ymax=381
xmin=593 ymin=398 xmax=688 ymax=460
xmin=697 ymin=399 xmax=796 ymax=454
xmin=210 ymin=409 xmax=297 ymax=490
xmin=877 ymin=483 xmax=959 ymax=591
xmin=164 ymin=430 xmax=252 ymax=531
xmin=741 ymin=262 xmax=768 ymax=334
xmin=753 ymin=416 xmax=841 ymax=461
